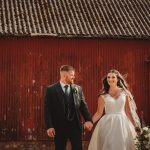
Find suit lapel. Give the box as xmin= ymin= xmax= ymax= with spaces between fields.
xmin=55 ymin=82 xmax=66 ymax=112
xmin=55 ymin=83 xmax=80 ymax=110
xmin=71 ymin=84 xmax=79 ymax=107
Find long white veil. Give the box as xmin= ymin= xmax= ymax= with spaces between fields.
xmin=121 ymin=82 xmax=141 ymax=128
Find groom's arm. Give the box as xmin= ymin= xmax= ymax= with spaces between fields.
xmin=44 ymin=86 xmax=54 ymax=129
xmin=79 ymin=86 xmax=93 ymax=123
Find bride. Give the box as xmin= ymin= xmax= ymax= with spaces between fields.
xmin=88 ymin=69 xmax=141 ymax=150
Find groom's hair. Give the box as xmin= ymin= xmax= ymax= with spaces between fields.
xmin=60 ymin=65 xmax=75 ymax=72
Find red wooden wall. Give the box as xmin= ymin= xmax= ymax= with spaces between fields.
xmin=0 ymin=37 xmax=150 ymax=141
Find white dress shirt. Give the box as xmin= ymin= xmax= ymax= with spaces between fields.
xmin=60 ymin=81 xmax=71 ymax=95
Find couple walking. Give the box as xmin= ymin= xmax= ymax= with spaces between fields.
xmin=44 ymin=65 xmax=141 ymax=150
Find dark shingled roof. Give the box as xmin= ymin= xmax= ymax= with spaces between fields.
xmin=0 ymin=0 xmax=150 ymax=38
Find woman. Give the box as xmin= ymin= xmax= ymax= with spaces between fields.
xmin=88 ymin=69 xmax=141 ymax=150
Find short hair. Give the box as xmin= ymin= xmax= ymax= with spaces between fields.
xmin=60 ymin=65 xmax=75 ymax=72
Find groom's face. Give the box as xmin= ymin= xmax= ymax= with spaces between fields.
xmin=65 ymin=70 xmax=75 ymax=84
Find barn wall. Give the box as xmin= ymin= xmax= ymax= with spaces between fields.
xmin=0 ymin=37 xmax=149 ymax=141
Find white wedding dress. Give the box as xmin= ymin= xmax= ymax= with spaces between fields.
xmin=88 ymin=91 xmax=136 ymax=150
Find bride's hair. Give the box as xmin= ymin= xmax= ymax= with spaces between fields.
xmin=99 ymin=69 xmax=129 ymax=95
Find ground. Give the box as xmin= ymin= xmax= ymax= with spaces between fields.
xmin=0 ymin=141 xmax=89 ymax=150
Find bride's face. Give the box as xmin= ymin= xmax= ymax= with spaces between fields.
xmin=107 ymin=73 xmax=118 ymax=86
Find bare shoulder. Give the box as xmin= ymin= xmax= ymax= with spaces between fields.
xmin=98 ymin=95 xmax=105 ymax=103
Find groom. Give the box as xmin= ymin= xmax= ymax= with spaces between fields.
xmin=44 ymin=65 xmax=93 ymax=150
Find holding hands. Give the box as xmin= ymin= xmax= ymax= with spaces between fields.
xmin=47 ymin=128 xmax=55 ymax=138
xmin=84 ymin=121 xmax=93 ymax=131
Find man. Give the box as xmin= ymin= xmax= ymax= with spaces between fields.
xmin=44 ymin=65 xmax=93 ymax=150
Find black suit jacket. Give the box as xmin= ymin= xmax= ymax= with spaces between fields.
xmin=44 ymin=82 xmax=92 ymax=132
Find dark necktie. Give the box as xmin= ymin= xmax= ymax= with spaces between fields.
xmin=64 ymin=85 xmax=69 ymax=97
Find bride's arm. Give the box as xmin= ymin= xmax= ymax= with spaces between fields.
xmin=92 ymin=96 xmax=105 ymax=124
xmin=125 ymin=96 xmax=136 ymax=127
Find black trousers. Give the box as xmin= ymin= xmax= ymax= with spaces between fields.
xmin=54 ymin=122 xmax=82 ymax=150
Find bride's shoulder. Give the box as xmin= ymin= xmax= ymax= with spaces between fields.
xmin=120 ymin=89 xmax=128 ymax=96
xmin=98 ymin=93 xmax=108 ymax=101
xmin=97 ymin=95 xmax=105 ymax=105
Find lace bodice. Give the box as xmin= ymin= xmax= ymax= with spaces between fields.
xmin=103 ymin=91 xmax=127 ymax=114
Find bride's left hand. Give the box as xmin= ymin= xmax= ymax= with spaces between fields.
xmin=135 ymin=126 xmax=142 ymax=135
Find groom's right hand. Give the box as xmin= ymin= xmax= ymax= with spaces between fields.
xmin=84 ymin=121 xmax=93 ymax=131
xmin=47 ymin=128 xmax=55 ymax=137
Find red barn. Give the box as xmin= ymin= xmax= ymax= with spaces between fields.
xmin=0 ymin=0 xmax=150 ymax=142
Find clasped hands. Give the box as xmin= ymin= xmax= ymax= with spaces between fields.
xmin=47 ymin=121 xmax=93 ymax=138
xmin=83 ymin=121 xmax=93 ymax=131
